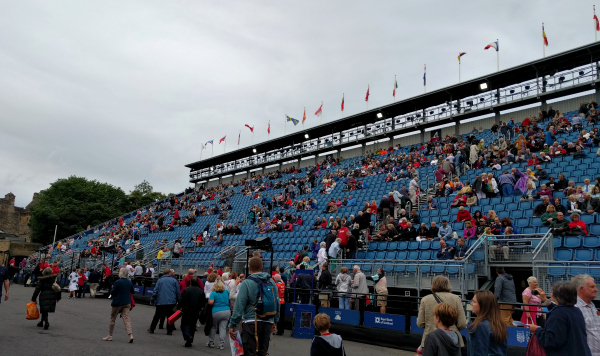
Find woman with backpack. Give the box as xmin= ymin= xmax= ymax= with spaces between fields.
xmin=207 ymin=279 xmax=230 ymax=349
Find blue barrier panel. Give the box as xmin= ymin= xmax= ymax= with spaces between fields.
xmin=364 ymin=312 xmax=404 ymax=331
xmin=319 ymin=307 xmax=360 ymax=325
xmin=507 ymin=326 xmax=530 ymax=347
xmin=410 ymin=316 xmax=424 ymax=334
xmin=133 ymin=286 xmax=143 ymax=294
xmin=285 ymin=303 xmax=294 ymax=316
xmin=144 ymin=287 xmax=154 ymax=296
xmin=291 ymin=303 xmax=316 ymax=339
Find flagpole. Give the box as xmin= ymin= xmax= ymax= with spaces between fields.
xmin=238 ymin=130 xmax=241 ymax=149
xmin=595 ymin=5 xmax=598 ymax=42
xmin=252 ymin=130 xmax=254 ymax=145
xmin=303 ymin=107 xmax=305 ymax=131
xmin=342 ymin=94 xmax=344 ymax=119
xmin=200 ymin=145 xmax=204 ymax=160
xmin=393 ymin=75 xmax=396 ymax=103
xmin=284 ymin=116 xmax=287 ymax=136
xmin=268 ymin=121 xmax=270 ymax=140
xmin=224 ymin=138 xmax=226 ymax=154
xmin=459 ymin=61 xmax=461 ymax=83
xmin=212 ymin=143 xmax=214 ymax=157
xmin=424 ymin=64 xmax=426 ymax=94
xmin=497 ymin=39 xmax=500 ymax=72
xmin=543 ymin=22 xmax=546 ymax=58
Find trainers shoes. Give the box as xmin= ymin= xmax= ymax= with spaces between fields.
xmin=218 ymin=344 xmax=224 ymax=350
xmin=103 ymin=335 xmax=113 ymax=341
xmin=206 ymin=341 xmax=214 ymax=348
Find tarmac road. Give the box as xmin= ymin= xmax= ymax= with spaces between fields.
xmin=0 ymin=284 xmax=413 ymax=356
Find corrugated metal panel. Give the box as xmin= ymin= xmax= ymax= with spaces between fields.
xmin=441 ymin=127 xmax=456 ymax=138
xmin=299 ymin=157 xmax=315 ymax=168
xmin=393 ymin=133 xmax=421 ymax=147
xmin=341 ymin=147 xmax=363 ymax=159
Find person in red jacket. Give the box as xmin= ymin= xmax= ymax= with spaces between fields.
xmin=76 ymin=269 xmax=87 ymax=298
xmin=568 ymin=213 xmax=588 ymax=235
xmin=338 ymin=224 xmax=350 ymax=259
xmin=274 ymin=274 xmax=286 ymax=336
xmin=50 ymin=262 xmax=60 ymax=275
xmin=456 ymin=206 xmax=472 ymax=222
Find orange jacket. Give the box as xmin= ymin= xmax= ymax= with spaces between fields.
xmin=276 ymin=280 xmax=285 ymax=304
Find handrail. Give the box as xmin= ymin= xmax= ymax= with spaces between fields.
xmin=532 ymin=229 xmax=553 ymax=260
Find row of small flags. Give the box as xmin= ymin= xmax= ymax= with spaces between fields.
xmin=207 ymin=13 xmax=600 ymax=147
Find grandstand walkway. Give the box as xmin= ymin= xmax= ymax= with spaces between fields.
xmin=0 ymin=285 xmax=410 ymax=356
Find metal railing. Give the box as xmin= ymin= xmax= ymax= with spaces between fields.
xmin=534 ymin=261 xmax=600 ymax=300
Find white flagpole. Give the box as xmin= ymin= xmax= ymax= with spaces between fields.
xmin=595 ymin=6 xmax=598 ymax=42
xmin=342 ymin=94 xmax=344 ymax=119
xmin=212 ymin=143 xmax=214 ymax=157
xmin=252 ymin=129 xmax=254 ymax=145
xmin=424 ymin=65 xmax=426 ymax=94
xmin=459 ymin=61 xmax=461 ymax=83
xmin=497 ymin=39 xmax=500 ymax=72
xmin=238 ymin=130 xmax=240 ymax=149
xmin=303 ymin=107 xmax=305 ymax=131
xmin=224 ymin=138 xmax=226 ymax=154
xmin=543 ymin=22 xmax=546 ymax=58
xmin=393 ymin=75 xmax=396 ymax=103
xmin=200 ymin=145 xmax=204 ymax=160
xmin=284 ymin=116 xmax=287 ymax=136
xmin=320 ymin=101 xmax=323 ymax=125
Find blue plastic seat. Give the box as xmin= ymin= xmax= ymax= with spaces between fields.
xmin=446 ymin=265 xmax=459 ymax=274
xmin=419 ymin=241 xmax=431 ymax=250
xmin=568 ymin=263 xmax=588 ymax=277
xmin=553 ymin=237 xmax=562 ymax=248
xmin=397 ymin=251 xmax=408 ymax=260
xmin=366 ymin=251 xmax=376 ymax=259
xmin=387 ymin=242 xmax=398 ymax=250
xmin=583 ymin=236 xmax=600 ymax=248
xmin=497 ymin=211 xmax=509 ymax=219
xmin=580 ymin=215 xmax=595 ymax=225
xmin=385 ymin=251 xmax=397 ymax=260
xmin=510 ymin=210 xmax=523 ymax=219
xmin=575 ymin=249 xmax=594 ymax=261
xmin=356 ymin=251 xmax=366 ymax=259
xmin=591 ymin=225 xmax=600 ymax=236
xmin=393 ymin=264 xmax=405 ymax=273
xmin=515 ymin=218 xmax=530 ymax=228
xmin=506 ymin=203 xmax=518 ymax=211
xmin=431 ymin=241 xmax=441 ymax=250
xmin=419 ymin=250 xmax=432 ymax=260
xmin=555 ymin=249 xmax=573 ymax=261
xmin=563 ymin=236 xmax=582 ymax=248
xmin=432 ymin=263 xmax=446 ymax=274
xmin=408 ymin=241 xmax=420 ymax=250
xmin=378 ymin=242 xmax=389 ymax=251
xmin=398 ymin=241 xmax=408 ymax=250
xmin=547 ymin=263 xmax=567 ymax=279
xmin=407 ymin=251 xmax=420 ymax=260
xmin=472 ymin=251 xmax=485 ymax=261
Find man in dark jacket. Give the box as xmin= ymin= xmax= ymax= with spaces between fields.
xmin=534 ymin=197 xmax=551 ymax=217
xmin=550 ymin=212 xmax=570 ymax=236
xmin=292 ymin=265 xmax=314 ymax=304
xmin=453 ymin=238 xmax=469 ymax=260
xmin=179 ymin=277 xmax=206 ymax=347
xmin=494 ymin=267 xmax=517 ymax=326
xmin=379 ymin=195 xmax=391 ymax=221
xmin=317 ymin=264 xmax=332 ymax=290
xmin=148 ymin=269 xmax=180 ymax=335
xmin=31 ymin=267 xmax=61 ymax=329
xmin=437 ymin=239 xmax=455 ymax=260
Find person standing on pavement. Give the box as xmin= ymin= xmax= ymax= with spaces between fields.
xmin=179 ymin=277 xmax=206 ymax=348
xmin=148 ymin=268 xmax=180 ymax=335
xmin=31 ymin=267 xmax=61 ymax=330
xmin=572 ymin=274 xmax=600 ymax=355
xmin=493 ymin=267 xmax=517 ymax=326
xmin=351 ymin=266 xmax=368 ymax=316
xmin=207 ymin=279 xmax=231 ymax=350
xmin=274 ymin=274 xmax=286 ymax=335
xmin=228 ymin=257 xmax=280 ymax=356
xmin=88 ymin=268 xmax=102 ymax=298
xmin=0 ymin=262 xmax=9 ymax=304
xmin=103 ymin=268 xmax=134 ymax=343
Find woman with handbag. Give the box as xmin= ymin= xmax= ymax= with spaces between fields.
xmin=103 ymin=268 xmax=134 ymax=343
xmin=416 ymin=276 xmax=468 ymax=355
xmin=31 ymin=267 xmax=61 ymax=330
xmin=521 ymin=276 xmax=545 ymax=326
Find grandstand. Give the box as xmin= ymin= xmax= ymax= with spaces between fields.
xmin=28 ymin=42 xmax=600 ymax=307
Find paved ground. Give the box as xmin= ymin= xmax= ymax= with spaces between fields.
xmin=0 ymin=284 xmax=413 ymax=356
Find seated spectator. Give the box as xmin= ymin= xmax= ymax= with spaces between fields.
xmin=499 ymin=218 xmax=518 ymax=235
xmin=463 ymin=221 xmax=476 ymax=240
xmin=456 ymin=206 xmax=472 ymax=222
xmin=537 ymin=184 xmax=553 ymax=201
xmin=534 ymin=196 xmax=551 ymax=217
xmin=553 ymin=197 xmax=568 ymax=214
xmin=416 ymin=223 xmax=430 ymax=242
xmin=568 ymin=213 xmax=588 ymax=235
xmin=459 ymin=181 xmax=472 ymax=195
xmin=466 ymin=192 xmax=478 ymax=206
xmin=438 ymin=220 xmax=452 ymax=240
xmin=489 ymin=217 xmax=502 ymax=235
xmin=409 ymin=210 xmax=420 ymax=225
xmin=294 ymin=215 xmax=303 ymax=225
xmin=436 ymin=239 xmax=456 ymax=260
xmin=454 ymin=238 xmax=469 ymax=260
xmin=487 ymin=227 xmax=510 ymax=260
xmin=567 ymin=195 xmax=581 ymax=214
xmin=428 ymin=222 xmax=439 ymax=239
xmin=402 ymin=222 xmax=417 ymax=241
xmin=451 ymin=192 xmax=467 ymax=207
xmin=520 ymin=182 xmax=536 ymax=201
xmin=375 ymin=224 xmax=388 ymax=241
xmin=550 ymin=212 xmax=570 ymax=236
xmin=423 ymin=196 xmax=438 ymax=210
xmin=534 ymin=165 xmax=548 ymax=180
xmin=573 ymin=146 xmax=586 ymax=159
xmin=475 ymin=219 xmax=487 ymax=238
xmin=541 ymin=205 xmax=557 ymax=225
xmin=579 ymin=193 xmax=599 ymax=214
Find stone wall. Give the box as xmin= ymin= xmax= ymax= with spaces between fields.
xmin=0 ymin=193 xmax=35 ymax=240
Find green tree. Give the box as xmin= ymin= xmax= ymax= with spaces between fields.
xmin=127 ymin=180 xmax=168 ymax=210
xmin=28 ymin=176 xmax=130 ymax=245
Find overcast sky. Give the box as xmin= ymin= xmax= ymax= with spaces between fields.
xmin=0 ymin=0 xmax=595 ymax=207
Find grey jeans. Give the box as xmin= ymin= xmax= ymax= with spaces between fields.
xmin=209 ymin=310 xmax=231 ymax=346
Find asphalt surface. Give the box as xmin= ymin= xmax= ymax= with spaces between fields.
xmin=0 ymin=284 xmax=412 ymax=356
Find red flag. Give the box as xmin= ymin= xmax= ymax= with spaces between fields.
xmin=365 ymin=85 xmax=370 ymax=102
xmin=542 ymin=24 xmax=548 ymax=46
xmin=268 ymin=121 xmax=270 ymax=134
xmin=315 ymin=103 xmax=322 ymax=116
xmin=393 ymin=76 xmax=397 ymax=98
xmin=219 ymin=136 xmax=226 ymax=144
xmin=245 ymin=124 xmax=254 ymax=132
xmin=302 ymin=108 xmax=306 ymax=124
xmin=341 ymin=94 xmax=344 ymax=111
xmin=595 ymin=5 xmax=599 ymax=31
